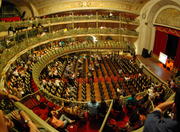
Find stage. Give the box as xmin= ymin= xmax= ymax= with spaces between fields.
xmin=137 ymin=55 xmax=173 ymax=82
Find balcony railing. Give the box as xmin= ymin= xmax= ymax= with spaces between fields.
xmin=0 ymin=28 xmax=137 ymax=74
xmin=0 ymin=27 xmax=138 ymax=50
xmin=0 ymin=14 xmax=139 ymax=32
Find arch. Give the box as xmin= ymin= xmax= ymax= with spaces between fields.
xmin=4 ymin=0 xmax=38 ymax=17
xmin=136 ymin=0 xmax=180 ymax=55
xmin=153 ymin=5 xmax=180 ymax=24
xmin=28 ymin=2 xmax=39 ymax=17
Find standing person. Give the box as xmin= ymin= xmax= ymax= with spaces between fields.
xmin=98 ymin=100 xmax=108 ymax=118
xmin=143 ymin=88 xmax=180 ymax=132
xmin=87 ymin=98 xmax=100 ymax=119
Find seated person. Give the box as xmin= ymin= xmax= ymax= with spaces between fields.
xmin=129 ymin=110 xmax=143 ymax=128
xmin=98 ymin=100 xmax=108 ymax=118
xmin=143 ymin=88 xmax=180 ymax=132
xmin=0 ymin=91 xmax=40 ymax=132
xmin=0 ymin=110 xmax=40 ymax=132
xmin=110 ymin=99 xmax=125 ymax=121
xmin=48 ymin=108 xmax=75 ymax=130
xmin=166 ymin=58 xmax=174 ymax=71
xmin=0 ymin=91 xmax=20 ymax=102
xmin=64 ymin=105 xmax=85 ymax=118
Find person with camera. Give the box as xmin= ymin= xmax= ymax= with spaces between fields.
xmin=143 ymin=88 xmax=180 ymax=132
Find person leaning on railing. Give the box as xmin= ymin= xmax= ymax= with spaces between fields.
xmin=143 ymin=88 xmax=180 ymax=132
xmin=0 ymin=91 xmax=40 ymax=132
xmin=0 ymin=109 xmax=40 ymax=132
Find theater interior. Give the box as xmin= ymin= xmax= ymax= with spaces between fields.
xmin=0 ymin=0 xmax=180 ymax=132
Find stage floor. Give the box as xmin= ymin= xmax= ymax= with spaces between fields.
xmin=137 ymin=55 xmax=173 ymax=82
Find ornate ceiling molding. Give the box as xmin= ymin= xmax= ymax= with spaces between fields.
xmin=155 ymin=8 xmax=180 ymax=29
xmin=31 ymin=0 xmax=149 ymax=16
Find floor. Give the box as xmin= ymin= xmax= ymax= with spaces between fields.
xmin=137 ymin=55 xmax=173 ymax=82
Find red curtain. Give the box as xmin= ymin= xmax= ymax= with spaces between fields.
xmin=156 ymin=26 xmax=180 ymax=37
xmin=153 ymin=30 xmax=168 ymax=56
xmin=174 ymin=38 xmax=180 ymax=69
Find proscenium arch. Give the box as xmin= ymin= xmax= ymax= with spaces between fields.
xmin=153 ymin=5 xmax=180 ymax=24
xmin=136 ymin=0 xmax=180 ymax=55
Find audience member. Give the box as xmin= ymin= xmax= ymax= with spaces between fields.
xmin=129 ymin=110 xmax=142 ymax=127
xmin=143 ymin=88 xmax=180 ymax=132
xmin=48 ymin=109 xmax=75 ymax=130
xmin=0 ymin=90 xmax=40 ymax=132
xmin=0 ymin=91 xmax=20 ymax=101
xmin=110 ymin=98 xmax=124 ymax=121
xmin=0 ymin=110 xmax=40 ymax=132
xmin=126 ymin=93 xmax=138 ymax=109
xmin=98 ymin=100 xmax=108 ymax=118
xmin=87 ymin=99 xmax=100 ymax=118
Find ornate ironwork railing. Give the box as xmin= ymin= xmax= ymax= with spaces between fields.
xmin=0 ymin=14 xmax=139 ymax=31
xmin=0 ymin=28 xmax=137 ymax=74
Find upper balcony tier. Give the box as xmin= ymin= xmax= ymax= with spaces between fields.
xmin=0 ymin=9 xmax=139 ymax=32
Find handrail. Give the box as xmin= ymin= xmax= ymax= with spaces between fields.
xmin=16 ymin=93 xmax=116 ymax=132
xmin=99 ymin=100 xmax=113 ymax=132
xmin=14 ymin=102 xmax=59 ymax=132
xmin=0 ymin=28 xmax=137 ymax=74
xmin=0 ymin=14 xmax=139 ymax=32
xmin=0 ymin=27 xmax=138 ymax=42
xmin=32 ymin=41 xmax=131 ymax=104
xmin=19 ymin=90 xmax=40 ymax=102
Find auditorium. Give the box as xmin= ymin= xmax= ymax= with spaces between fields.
xmin=0 ymin=0 xmax=180 ymax=132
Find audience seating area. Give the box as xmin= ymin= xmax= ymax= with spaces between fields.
xmin=0 ymin=9 xmax=174 ymax=132
xmin=1 ymin=37 xmax=172 ymax=131
xmin=39 ymin=53 xmax=157 ymax=102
